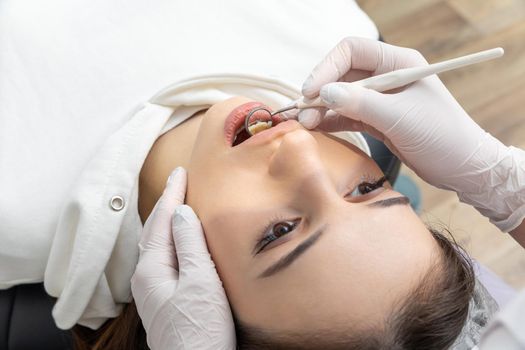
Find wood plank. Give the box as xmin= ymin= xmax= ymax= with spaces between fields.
xmin=372 ymin=2 xmax=480 ymax=62
xmin=438 ymin=20 xmax=525 ymax=114
xmin=470 ymin=80 xmax=525 ymax=147
xmin=448 ymin=0 xmax=525 ymax=34
xmin=357 ymin=0 xmax=441 ymax=28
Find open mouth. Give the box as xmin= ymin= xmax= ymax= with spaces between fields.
xmin=224 ymin=102 xmax=281 ymax=147
xmin=233 ymin=119 xmax=274 ymax=146
xmin=232 ymin=125 xmax=253 ymax=146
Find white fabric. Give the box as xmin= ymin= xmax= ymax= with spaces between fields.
xmin=472 ymin=260 xmax=517 ymax=308
xmin=479 ymin=289 xmax=525 ymax=350
xmin=0 ymin=0 xmax=377 ymax=329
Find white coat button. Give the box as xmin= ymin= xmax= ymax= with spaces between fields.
xmin=110 ymin=196 xmax=125 ymax=211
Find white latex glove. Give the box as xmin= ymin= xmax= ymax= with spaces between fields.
xmin=296 ymin=37 xmax=525 ymax=233
xmin=131 ymin=167 xmax=236 ymax=350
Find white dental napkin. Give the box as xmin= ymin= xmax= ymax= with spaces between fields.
xmin=0 ymin=0 xmax=377 ymax=329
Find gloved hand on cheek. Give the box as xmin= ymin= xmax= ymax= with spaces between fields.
xmin=131 ymin=167 xmax=236 ymax=350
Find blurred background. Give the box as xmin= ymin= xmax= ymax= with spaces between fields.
xmin=356 ymin=0 xmax=525 ymax=289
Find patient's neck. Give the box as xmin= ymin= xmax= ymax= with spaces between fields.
xmin=138 ymin=111 xmax=205 ymax=224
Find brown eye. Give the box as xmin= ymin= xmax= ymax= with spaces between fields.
xmin=358 ymin=181 xmax=379 ymax=194
xmin=272 ymin=222 xmax=296 ymax=238
xmin=257 ymin=219 xmax=300 ymax=253
xmin=347 ymin=176 xmax=387 ymax=197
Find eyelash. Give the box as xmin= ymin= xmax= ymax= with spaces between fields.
xmin=255 ymin=174 xmax=387 ymax=254
xmin=255 ymin=214 xmax=299 ymax=254
xmin=347 ymin=175 xmax=387 ymax=198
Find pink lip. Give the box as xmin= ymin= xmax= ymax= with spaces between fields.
xmin=224 ymin=102 xmax=283 ymax=146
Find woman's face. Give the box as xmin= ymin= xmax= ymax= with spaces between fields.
xmin=186 ymin=96 xmax=438 ymax=332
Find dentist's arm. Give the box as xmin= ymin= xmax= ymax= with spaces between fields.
xmin=296 ymin=37 xmax=525 ymax=247
xmin=131 ymin=167 xmax=236 ymax=350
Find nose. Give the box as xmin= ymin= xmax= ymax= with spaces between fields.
xmin=268 ymin=129 xmax=335 ymax=199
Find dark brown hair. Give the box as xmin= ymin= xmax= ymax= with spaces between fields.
xmin=73 ymin=227 xmax=475 ymax=350
xmin=72 ymin=301 xmax=147 ymax=350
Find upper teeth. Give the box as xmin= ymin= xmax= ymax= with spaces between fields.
xmin=233 ymin=121 xmax=273 ymax=145
xmin=248 ymin=121 xmax=272 ymax=135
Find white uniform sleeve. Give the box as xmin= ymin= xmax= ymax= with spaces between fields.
xmin=478 ymin=289 xmax=525 ymax=349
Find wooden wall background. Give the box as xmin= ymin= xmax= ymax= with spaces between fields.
xmin=356 ymin=0 xmax=525 ymax=289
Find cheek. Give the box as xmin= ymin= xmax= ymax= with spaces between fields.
xmin=199 ymin=213 xmax=251 ymax=290
xmin=186 ymin=151 xmax=236 ymax=215
xmin=351 ymin=207 xmax=436 ymax=286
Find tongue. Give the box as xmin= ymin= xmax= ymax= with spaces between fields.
xmin=233 ymin=128 xmax=251 ymax=146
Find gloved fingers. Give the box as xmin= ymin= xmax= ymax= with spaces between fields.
xmin=172 ymin=205 xmax=216 ymax=273
xmin=298 ymin=107 xmax=328 ymax=129
xmin=155 ymin=167 xmax=188 ymax=218
xmin=302 ymin=37 xmax=428 ymax=98
xmin=312 ymin=115 xmax=390 ymax=151
xmin=319 ymin=82 xmax=396 ymax=132
xmin=279 ymin=109 xmax=298 ymax=121
xmin=131 ymin=252 xmax=179 ymax=302
xmin=139 ymin=167 xmax=187 ymax=252
xmin=340 ymin=68 xmax=373 ymax=84
xmin=131 ymin=267 xmax=178 ymax=331
xmin=302 ymin=37 xmax=380 ymax=98
xmin=135 ymin=232 xmax=181 ymax=291
xmin=131 ymin=236 xmax=180 ymax=319
xmin=312 ymin=112 xmax=364 ymax=133
xmin=132 ymin=168 xmax=188 ymax=308
xmin=138 ymin=249 xmax=181 ymax=278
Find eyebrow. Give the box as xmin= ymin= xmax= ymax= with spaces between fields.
xmin=257 ymin=224 xmax=327 ymax=279
xmin=367 ymin=196 xmax=410 ymax=208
